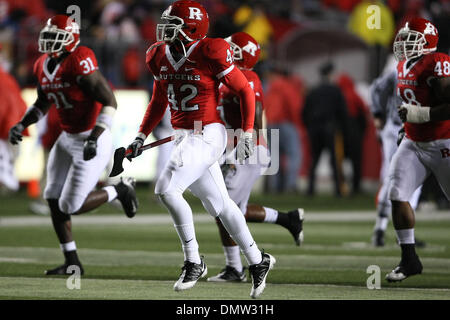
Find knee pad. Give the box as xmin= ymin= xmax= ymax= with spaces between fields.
xmin=44 ymin=183 xmax=63 ymax=200
xmin=58 ymin=196 xmax=84 ymax=215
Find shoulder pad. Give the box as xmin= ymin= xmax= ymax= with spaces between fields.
xmin=146 ymin=41 xmax=165 ymax=64
xmin=202 ymin=38 xmax=231 ymax=60
xmin=71 ymin=46 xmax=96 ymax=60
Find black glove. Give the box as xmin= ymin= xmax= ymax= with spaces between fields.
xmin=126 ymin=136 xmax=144 ymax=161
xmin=83 ymin=138 xmax=97 ymax=161
xmin=397 ymin=127 xmax=405 ymax=146
xmin=9 ymin=123 xmax=25 ymax=145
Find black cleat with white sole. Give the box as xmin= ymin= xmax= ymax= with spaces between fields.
xmin=287 ymin=208 xmax=304 ymax=246
xmin=115 ymin=177 xmax=138 ymax=218
xmin=249 ymin=251 xmax=275 ymax=299
xmin=386 ymin=257 xmax=423 ymax=282
xmin=174 ymin=257 xmax=207 ymax=291
xmin=45 ymin=263 xmax=84 ymax=276
xmin=207 ymin=266 xmax=247 ymax=282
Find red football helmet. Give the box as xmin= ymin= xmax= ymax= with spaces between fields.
xmin=156 ymin=0 xmax=209 ymax=43
xmin=39 ymin=15 xmax=80 ymax=57
xmin=225 ymin=32 xmax=260 ymax=70
xmin=393 ymin=17 xmax=438 ymax=61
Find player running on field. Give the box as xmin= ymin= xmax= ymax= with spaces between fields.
xmin=369 ymin=62 xmax=423 ymax=247
xmin=126 ymin=0 xmax=275 ymax=298
xmin=207 ymin=32 xmax=304 ymax=283
xmin=386 ymin=17 xmax=450 ymax=282
xmin=8 ymin=15 xmax=138 ymax=276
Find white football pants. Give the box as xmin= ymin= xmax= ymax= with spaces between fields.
xmin=388 ymin=136 xmax=450 ymax=202
xmin=44 ymin=129 xmax=113 ymax=214
xmin=378 ymin=120 xmax=421 ymax=215
xmin=155 ymin=123 xmax=262 ymax=265
xmin=222 ymin=145 xmax=271 ymax=213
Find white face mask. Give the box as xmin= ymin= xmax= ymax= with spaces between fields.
xmin=393 ymin=29 xmax=426 ymax=61
xmin=38 ymin=27 xmax=74 ymax=55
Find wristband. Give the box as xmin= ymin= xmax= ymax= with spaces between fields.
xmin=95 ymin=106 xmax=116 ymax=129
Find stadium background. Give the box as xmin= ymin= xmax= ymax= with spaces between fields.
xmin=2 ymin=0 xmax=448 ymax=196
xmin=1 ymin=0 xmax=450 ymax=301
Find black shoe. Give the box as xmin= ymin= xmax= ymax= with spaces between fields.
xmin=207 ymin=266 xmax=247 ymax=282
xmin=45 ymin=263 xmax=84 ymax=276
xmin=372 ymin=229 xmax=385 ymax=247
xmin=173 ymin=257 xmax=207 ymax=291
xmin=115 ymin=177 xmax=138 ymax=218
xmin=249 ymin=251 xmax=276 ymax=298
xmin=287 ymin=209 xmax=304 ymax=246
xmin=386 ymin=257 xmax=423 ymax=282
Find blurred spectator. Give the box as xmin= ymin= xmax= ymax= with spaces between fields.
xmin=302 ymin=62 xmax=348 ymax=197
xmin=337 ymin=73 xmax=369 ymax=195
xmin=0 ymin=62 xmax=28 ymax=193
xmin=265 ymin=65 xmax=304 ymax=193
xmin=233 ymin=4 xmax=273 ymax=61
xmin=429 ymin=0 xmax=450 ymax=54
xmin=348 ymin=0 xmax=395 ymax=79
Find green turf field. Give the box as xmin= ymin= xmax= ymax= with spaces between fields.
xmin=1 ymin=189 xmax=449 ymax=300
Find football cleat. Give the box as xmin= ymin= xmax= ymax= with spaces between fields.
xmin=386 ymin=258 xmax=423 ymax=282
xmin=372 ymin=229 xmax=385 ymax=247
xmin=45 ymin=263 xmax=84 ymax=276
xmin=287 ymin=209 xmax=305 ymax=246
xmin=207 ymin=266 xmax=247 ymax=282
xmin=115 ymin=177 xmax=138 ymax=218
xmin=174 ymin=258 xmax=207 ymax=291
xmin=249 ymin=251 xmax=275 ymax=299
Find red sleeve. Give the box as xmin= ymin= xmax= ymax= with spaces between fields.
xmin=203 ymin=38 xmax=255 ymax=131
xmin=138 ymin=80 xmax=168 ymax=136
xmin=221 ymin=67 xmax=255 ymax=132
xmin=145 ymin=41 xmax=164 ymax=75
xmin=70 ymin=46 xmax=99 ymax=76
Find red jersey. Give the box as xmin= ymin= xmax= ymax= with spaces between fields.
xmin=220 ymin=69 xmax=263 ymax=130
xmin=0 ymin=66 xmax=28 ymax=139
xmin=397 ymin=52 xmax=450 ymax=142
xmin=33 ymin=46 xmax=102 ymax=134
xmin=139 ymin=38 xmax=255 ymax=135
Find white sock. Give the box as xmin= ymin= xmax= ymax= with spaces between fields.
xmin=174 ymin=223 xmax=201 ymax=264
xmin=223 ymin=245 xmax=243 ymax=272
xmin=396 ymin=228 xmax=415 ymax=244
xmin=374 ymin=216 xmax=389 ymax=231
xmin=60 ymin=241 xmax=76 ymax=252
xmin=103 ymin=186 xmax=118 ymax=202
xmin=263 ymin=207 xmax=278 ymax=223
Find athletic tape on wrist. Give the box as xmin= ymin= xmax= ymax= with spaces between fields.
xmin=95 ymin=106 xmax=116 ymax=129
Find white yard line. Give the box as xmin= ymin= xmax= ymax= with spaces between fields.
xmin=1 ymin=276 xmax=449 ymax=293
xmin=1 ymin=211 xmax=449 ymax=227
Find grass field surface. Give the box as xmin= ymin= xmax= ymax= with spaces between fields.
xmin=0 ymin=189 xmax=449 ymax=301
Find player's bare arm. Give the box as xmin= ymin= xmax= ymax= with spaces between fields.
xmin=78 ymin=70 xmax=117 ymax=139
xmin=8 ymin=85 xmax=51 ymax=145
xmin=78 ymin=70 xmax=117 ymax=160
xmin=254 ymin=101 xmax=263 ymax=132
xmin=429 ymin=77 xmax=450 ymax=120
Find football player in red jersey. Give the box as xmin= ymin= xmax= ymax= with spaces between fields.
xmin=386 ymin=17 xmax=450 ymax=282
xmin=126 ymin=0 xmax=274 ymax=298
xmin=8 ymin=15 xmax=138 ymax=276
xmin=207 ymin=32 xmax=304 ymax=283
